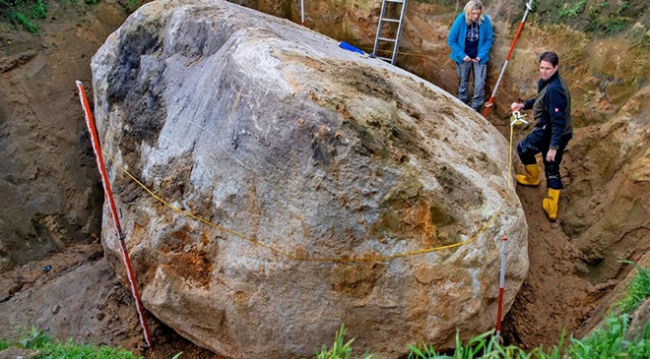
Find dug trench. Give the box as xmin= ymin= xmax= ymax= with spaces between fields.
xmin=1 ymin=0 xmax=649 ymax=358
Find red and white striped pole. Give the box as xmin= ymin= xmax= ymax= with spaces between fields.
xmin=75 ymin=81 xmax=153 ymax=349
xmin=483 ymin=0 xmax=534 ymax=118
xmin=300 ymin=0 xmax=305 ymax=25
xmin=495 ymin=235 xmax=509 ymax=338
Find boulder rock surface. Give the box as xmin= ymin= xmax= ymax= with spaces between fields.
xmin=91 ymin=0 xmax=528 ymax=357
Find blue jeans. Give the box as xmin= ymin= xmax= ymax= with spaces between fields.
xmin=455 ymin=61 xmax=487 ymax=111
xmin=517 ymin=126 xmax=572 ymax=190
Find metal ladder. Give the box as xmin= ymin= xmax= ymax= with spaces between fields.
xmin=371 ymin=0 xmax=409 ymax=65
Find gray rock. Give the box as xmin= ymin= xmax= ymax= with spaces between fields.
xmin=91 ymin=0 xmax=528 ymax=357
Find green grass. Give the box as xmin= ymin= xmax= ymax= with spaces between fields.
xmin=558 ymin=0 xmax=587 ymax=19
xmin=401 ymin=319 xmax=647 ymax=359
xmin=408 ymin=330 xmax=527 ymax=359
xmin=1 ymin=327 xmax=143 ymax=359
xmin=311 ymin=325 xmax=378 ymax=359
xmin=30 ymin=0 xmax=47 ymax=19
xmin=617 ymin=260 xmax=650 ymax=314
xmin=568 ymin=315 xmax=650 ymax=358
xmin=0 ymin=0 xmax=43 ymax=33
xmin=585 ymin=15 xmax=629 ymax=35
xmin=13 ymin=11 xmax=38 ymax=33
xmin=0 ymin=0 xmax=101 ymax=33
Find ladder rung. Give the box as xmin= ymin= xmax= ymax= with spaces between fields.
xmin=378 ymin=37 xmax=396 ymax=42
xmin=381 ymin=18 xmax=400 ymax=23
xmin=378 ymin=57 xmax=392 ymax=62
xmin=386 ymin=0 xmax=404 ymax=3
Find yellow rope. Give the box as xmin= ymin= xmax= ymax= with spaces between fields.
xmin=104 ymin=133 xmax=514 ymax=262
xmin=360 ymin=46 xmax=435 ymax=59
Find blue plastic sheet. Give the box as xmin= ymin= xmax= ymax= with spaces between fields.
xmin=339 ymin=41 xmax=365 ymax=55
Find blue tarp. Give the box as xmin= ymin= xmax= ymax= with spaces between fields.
xmin=339 ymin=41 xmax=365 ymax=55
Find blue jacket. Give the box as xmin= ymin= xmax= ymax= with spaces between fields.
xmin=447 ymin=13 xmax=494 ymax=65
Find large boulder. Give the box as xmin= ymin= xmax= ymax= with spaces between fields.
xmin=91 ymin=0 xmax=528 ymax=357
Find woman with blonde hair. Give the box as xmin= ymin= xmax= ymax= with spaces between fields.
xmin=447 ymin=0 xmax=494 ymax=112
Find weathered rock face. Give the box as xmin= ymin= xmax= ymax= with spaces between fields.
xmin=92 ymin=0 xmax=528 ymax=357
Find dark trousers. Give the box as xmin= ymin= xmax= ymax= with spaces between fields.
xmin=517 ymin=127 xmax=572 ymax=190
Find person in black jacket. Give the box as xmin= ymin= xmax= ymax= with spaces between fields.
xmin=511 ymin=51 xmax=572 ymax=222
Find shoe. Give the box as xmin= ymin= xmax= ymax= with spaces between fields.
xmin=516 ymin=164 xmax=541 ymax=187
xmin=543 ymin=189 xmax=560 ymax=222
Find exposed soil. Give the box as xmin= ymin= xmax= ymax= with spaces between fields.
xmin=0 ymin=0 xmax=648 ymax=358
xmin=500 ymin=170 xmax=607 ymax=349
xmin=0 ymin=241 xmax=222 ymax=359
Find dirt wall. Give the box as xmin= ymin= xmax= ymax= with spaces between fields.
xmin=0 ymin=0 xmax=127 ymax=271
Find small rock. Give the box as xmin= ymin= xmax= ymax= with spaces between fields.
xmin=572 ymin=262 xmax=589 ymax=276
xmin=96 ymin=312 xmax=106 ymax=321
xmin=0 ymin=347 xmax=40 ymax=359
xmin=0 ymin=256 xmax=15 ymax=273
xmin=51 ymin=305 xmax=61 ymax=315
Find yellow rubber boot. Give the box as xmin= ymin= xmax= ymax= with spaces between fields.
xmin=543 ymin=189 xmax=561 ymax=222
xmin=516 ymin=164 xmax=541 ymax=187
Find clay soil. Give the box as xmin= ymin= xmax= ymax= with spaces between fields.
xmin=0 ymin=1 xmax=637 ymax=358
xmin=501 ymin=168 xmax=608 ymax=350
